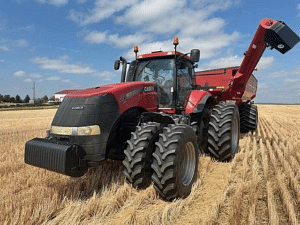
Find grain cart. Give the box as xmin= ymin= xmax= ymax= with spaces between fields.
xmin=25 ymin=18 xmax=299 ymax=201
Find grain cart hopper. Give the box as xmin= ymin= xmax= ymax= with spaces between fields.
xmin=25 ymin=18 xmax=299 ymax=201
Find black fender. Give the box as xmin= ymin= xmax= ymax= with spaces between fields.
xmin=192 ymin=95 xmax=215 ymax=113
xmin=140 ymin=112 xmax=175 ymax=126
xmin=105 ymin=107 xmax=146 ymax=160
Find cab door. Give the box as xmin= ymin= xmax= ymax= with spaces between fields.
xmin=177 ymin=59 xmax=194 ymax=107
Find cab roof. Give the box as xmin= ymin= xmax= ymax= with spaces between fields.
xmin=137 ymin=51 xmax=190 ymax=60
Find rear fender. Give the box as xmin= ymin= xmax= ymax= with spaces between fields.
xmin=140 ymin=112 xmax=175 ymax=126
xmin=185 ymin=90 xmax=212 ymax=114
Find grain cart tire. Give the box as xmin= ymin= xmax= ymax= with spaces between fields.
xmin=192 ymin=106 xmax=210 ymax=155
xmin=239 ymin=104 xmax=258 ymax=133
xmin=123 ymin=122 xmax=162 ymax=189
xmin=208 ymin=103 xmax=240 ymax=162
xmin=151 ymin=124 xmax=198 ymax=201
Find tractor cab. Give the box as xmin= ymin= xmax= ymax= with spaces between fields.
xmin=115 ymin=37 xmax=200 ymax=111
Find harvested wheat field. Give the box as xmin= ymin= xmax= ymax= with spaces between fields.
xmin=1 ymin=105 xmax=300 ymax=224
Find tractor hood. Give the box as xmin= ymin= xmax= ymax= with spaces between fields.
xmin=62 ymin=81 xmax=158 ymax=114
xmin=65 ymin=82 xmax=155 ymax=99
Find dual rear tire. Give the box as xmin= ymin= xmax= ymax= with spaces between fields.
xmin=123 ymin=122 xmax=198 ymax=201
xmin=151 ymin=124 xmax=198 ymax=201
xmin=123 ymin=122 xmax=162 ymax=189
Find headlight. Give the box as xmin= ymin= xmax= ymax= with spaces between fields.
xmin=51 ymin=126 xmax=73 ymax=135
xmin=77 ymin=126 xmax=100 ymax=136
xmin=51 ymin=125 xmax=101 ymax=136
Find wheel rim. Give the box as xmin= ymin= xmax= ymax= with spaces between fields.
xmin=180 ymin=141 xmax=196 ymax=186
xmin=231 ymin=116 xmax=239 ymax=154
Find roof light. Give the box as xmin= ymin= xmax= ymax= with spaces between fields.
xmin=133 ymin=45 xmax=139 ymax=53
xmin=173 ymin=37 xmax=179 ymax=46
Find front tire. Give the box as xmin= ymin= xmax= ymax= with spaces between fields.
xmin=123 ymin=122 xmax=162 ymax=189
xmin=151 ymin=124 xmax=198 ymax=201
xmin=208 ymin=103 xmax=240 ymax=162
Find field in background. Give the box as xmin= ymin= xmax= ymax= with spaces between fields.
xmin=0 ymin=105 xmax=300 ymax=224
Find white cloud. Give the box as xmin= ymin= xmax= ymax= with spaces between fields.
xmin=84 ymin=31 xmax=106 ymax=44
xmin=284 ymin=78 xmax=300 ymax=83
xmin=12 ymin=71 xmax=26 ymax=77
xmin=0 ymin=38 xmax=29 ymax=50
xmin=93 ymin=71 xmax=117 ymax=81
xmin=257 ymin=83 xmax=271 ymax=90
xmin=0 ymin=45 xmax=9 ymax=51
xmin=198 ymin=55 xmax=273 ymax=71
xmin=29 ymin=73 xmax=42 ymax=78
xmin=24 ymin=78 xmax=32 ymax=83
xmin=267 ymin=68 xmax=300 ymax=78
xmin=256 ymin=57 xmax=274 ymax=70
xmin=14 ymin=39 xmax=29 ymax=48
xmin=47 ymin=76 xmax=61 ymax=81
xmin=198 ymin=55 xmax=240 ymax=71
xmin=76 ymin=0 xmax=241 ymax=63
xmin=69 ymin=0 xmax=138 ymax=26
xmin=118 ymin=0 xmax=185 ymax=28
xmin=21 ymin=25 xmax=34 ymax=31
xmin=62 ymin=79 xmax=72 ymax=83
xmin=117 ymin=0 xmax=233 ymax=36
xmin=57 ymin=46 xmax=79 ymax=53
xmin=84 ymin=31 xmax=148 ymax=48
xmin=255 ymin=77 xmax=300 ymax=103
xmin=123 ymin=32 xmax=240 ymax=61
xmin=32 ymin=55 xmax=116 ymax=81
xmin=32 ymin=55 xmax=97 ymax=74
xmin=36 ymin=0 xmax=68 ymax=7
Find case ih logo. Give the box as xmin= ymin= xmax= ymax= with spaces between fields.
xmin=72 ymin=106 xmax=84 ymax=110
xmin=144 ymin=86 xmax=155 ymax=92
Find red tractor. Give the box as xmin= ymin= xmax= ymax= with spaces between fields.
xmin=25 ymin=19 xmax=299 ymax=201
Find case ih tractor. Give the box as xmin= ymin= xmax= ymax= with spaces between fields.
xmin=25 ymin=18 xmax=299 ymax=201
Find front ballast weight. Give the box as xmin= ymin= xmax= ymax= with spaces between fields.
xmin=25 ymin=138 xmax=87 ymax=177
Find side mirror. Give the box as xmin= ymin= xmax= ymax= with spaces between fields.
xmin=114 ymin=60 xmax=120 ymax=70
xmin=190 ymin=49 xmax=200 ymax=63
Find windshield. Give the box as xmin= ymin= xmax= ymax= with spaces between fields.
xmin=136 ymin=58 xmax=175 ymax=108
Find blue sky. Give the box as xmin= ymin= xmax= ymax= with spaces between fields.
xmin=0 ymin=0 xmax=300 ymax=103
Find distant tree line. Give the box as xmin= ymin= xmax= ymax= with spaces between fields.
xmin=0 ymin=94 xmax=55 ymax=103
